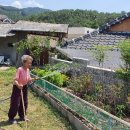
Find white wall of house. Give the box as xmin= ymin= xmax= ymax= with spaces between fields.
xmin=0 ymin=36 xmax=17 ymax=64
xmin=0 ymin=32 xmax=27 ymax=65
xmin=68 ymin=27 xmax=95 ymax=39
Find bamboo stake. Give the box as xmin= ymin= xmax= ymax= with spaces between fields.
xmin=21 ymin=89 xmax=27 ymax=129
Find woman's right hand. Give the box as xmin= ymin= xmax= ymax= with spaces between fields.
xmin=18 ymin=84 xmax=23 ymax=89
xmin=14 ymin=80 xmax=23 ymax=89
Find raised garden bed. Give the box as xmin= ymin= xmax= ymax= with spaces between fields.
xmin=33 ymin=64 xmax=129 ymax=126
xmin=31 ymin=76 xmax=130 ymax=130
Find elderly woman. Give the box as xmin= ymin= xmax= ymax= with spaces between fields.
xmin=8 ymin=55 xmax=35 ymax=124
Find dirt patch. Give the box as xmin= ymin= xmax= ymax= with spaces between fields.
xmin=0 ymin=67 xmax=10 ymax=70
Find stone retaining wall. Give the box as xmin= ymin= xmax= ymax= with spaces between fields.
xmin=49 ymin=57 xmax=123 ymax=87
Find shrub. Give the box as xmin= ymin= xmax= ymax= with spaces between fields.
xmin=116 ymin=104 xmax=126 ymax=118
xmin=116 ymin=40 xmax=130 ymax=100
xmin=116 ymin=69 xmax=130 ymax=81
xmin=67 ymin=75 xmax=93 ymax=98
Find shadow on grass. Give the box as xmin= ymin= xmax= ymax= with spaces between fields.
xmin=0 ymin=120 xmax=11 ymax=128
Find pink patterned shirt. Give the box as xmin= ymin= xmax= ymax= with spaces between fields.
xmin=15 ymin=67 xmax=31 ymax=86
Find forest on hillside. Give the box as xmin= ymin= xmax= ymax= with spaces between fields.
xmin=28 ymin=10 xmax=126 ymax=28
xmin=0 ymin=5 xmax=126 ymax=28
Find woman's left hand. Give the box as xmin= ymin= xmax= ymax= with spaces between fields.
xmin=32 ymin=77 xmax=40 ymax=81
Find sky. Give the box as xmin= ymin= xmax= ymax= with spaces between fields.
xmin=0 ymin=0 xmax=130 ymax=13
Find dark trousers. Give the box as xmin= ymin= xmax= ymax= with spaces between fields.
xmin=8 ymin=85 xmax=28 ymax=119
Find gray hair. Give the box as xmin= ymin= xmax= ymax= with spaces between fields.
xmin=21 ymin=55 xmax=33 ymax=63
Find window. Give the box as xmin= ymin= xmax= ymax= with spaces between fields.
xmin=8 ymin=43 xmax=13 ymax=47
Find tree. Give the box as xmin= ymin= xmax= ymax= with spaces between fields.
xmin=16 ymin=36 xmax=51 ymax=65
xmin=27 ymin=9 xmax=121 ymax=28
xmin=91 ymin=45 xmax=108 ymax=67
xmin=90 ymin=45 xmax=109 ymax=104
xmin=116 ymin=39 xmax=130 ymax=100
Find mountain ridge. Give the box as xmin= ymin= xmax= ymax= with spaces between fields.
xmin=0 ymin=5 xmax=51 ymax=21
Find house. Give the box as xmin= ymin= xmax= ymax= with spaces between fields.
xmin=100 ymin=12 xmax=130 ymax=34
xmin=0 ymin=20 xmax=69 ymax=65
xmin=58 ymin=12 xmax=130 ymax=70
xmin=68 ymin=27 xmax=94 ymax=40
xmin=0 ymin=14 xmax=14 ymax=24
xmin=0 ymin=24 xmax=21 ymax=65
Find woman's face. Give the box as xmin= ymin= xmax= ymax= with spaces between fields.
xmin=24 ymin=60 xmax=32 ymax=68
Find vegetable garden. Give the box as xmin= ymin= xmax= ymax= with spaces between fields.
xmin=31 ymin=62 xmax=130 ymax=130
xmin=31 ymin=63 xmax=130 ymax=120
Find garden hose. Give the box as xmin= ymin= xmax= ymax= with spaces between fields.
xmin=0 ymin=97 xmax=10 ymax=104
xmin=0 ymin=72 xmax=59 ymax=103
xmin=0 ymin=97 xmax=11 ymax=115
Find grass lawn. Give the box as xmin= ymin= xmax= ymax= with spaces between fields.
xmin=0 ymin=68 xmax=75 ymax=130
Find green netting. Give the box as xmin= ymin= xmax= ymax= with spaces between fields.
xmin=35 ymin=79 xmax=130 ymax=130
